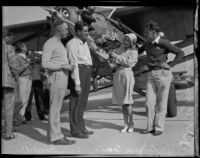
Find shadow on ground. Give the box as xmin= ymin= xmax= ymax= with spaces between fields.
xmin=16 ymin=95 xmax=194 ymax=143
xmin=14 ymin=103 xmax=70 ymax=145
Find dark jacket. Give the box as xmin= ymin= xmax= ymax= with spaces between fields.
xmin=138 ymin=37 xmax=184 ymax=70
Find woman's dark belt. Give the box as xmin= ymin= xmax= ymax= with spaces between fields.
xmin=149 ymin=65 xmax=170 ymax=70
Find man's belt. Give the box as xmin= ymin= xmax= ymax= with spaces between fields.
xmin=78 ymin=64 xmax=92 ymax=68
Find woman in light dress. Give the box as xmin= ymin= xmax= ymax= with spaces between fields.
xmin=109 ymin=33 xmax=138 ymax=133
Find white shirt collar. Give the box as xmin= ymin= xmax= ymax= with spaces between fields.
xmin=18 ymin=53 xmax=27 ymax=59
xmin=152 ymin=36 xmax=160 ymax=44
xmin=75 ymin=36 xmax=86 ymax=45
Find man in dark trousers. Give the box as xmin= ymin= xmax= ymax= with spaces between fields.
xmin=66 ymin=21 xmax=94 ymax=138
xmin=24 ymin=51 xmax=47 ymax=121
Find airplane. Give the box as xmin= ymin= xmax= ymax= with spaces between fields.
xmin=3 ymin=6 xmax=195 ymax=98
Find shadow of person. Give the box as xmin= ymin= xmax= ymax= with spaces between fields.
xmin=132 ymin=101 xmax=145 ymax=109
xmin=14 ymin=120 xmax=49 ymax=144
xmin=133 ymin=111 xmax=146 ymax=117
xmin=85 ymin=119 xmax=122 ymax=131
xmin=14 ymin=119 xmax=71 ymax=145
xmin=133 ymin=127 xmax=146 ymax=134
xmin=60 ymin=115 xmax=122 ymax=133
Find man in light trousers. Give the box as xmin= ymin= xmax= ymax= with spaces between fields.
xmin=139 ymin=20 xmax=184 ymax=136
xmin=42 ymin=20 xmax=75 ymax=145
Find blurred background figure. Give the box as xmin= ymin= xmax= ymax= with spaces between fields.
xmin=2 ymin=29 xmax=18 ymax=140
xmin=24 ymin=51 xmax=47 ymax=122
xmin=41 ymin=69 xmax=50 ymax=116
xmin=13 ymin=42 xmax=33 ymax=126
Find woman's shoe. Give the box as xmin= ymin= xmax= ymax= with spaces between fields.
xmin=127 ymin=126 xmax=134 ymax=133
xmin=120 ymin=125 xmax=129 ymax=133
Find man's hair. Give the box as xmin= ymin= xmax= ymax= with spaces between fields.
xmin=145 ymin=20 xmax=160 ymax=32
xmin=15 ymin=41 xmax=25 ymax=53
xmin=52 ymin=19 xmax=65 ymax=29
xmin=75 ymin=21 xmax=88 ymax=33
xmin=51 ymin=19 xmax=66 ymax=35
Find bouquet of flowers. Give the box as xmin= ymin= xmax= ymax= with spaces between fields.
xmin=95 ymin=31 xmax=121 ymax=60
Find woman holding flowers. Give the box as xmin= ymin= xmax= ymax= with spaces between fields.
xmin=109 ymin=33 xmax=138 ymax=133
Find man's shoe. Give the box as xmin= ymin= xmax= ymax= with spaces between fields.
xmin=141 ymin=130 xmax=155 ymax=134
xmin=82 ymin=130 xmax=94 ymax=135
xmin=38 ymin=113 xmax=47 ymax=120
xmin=3 ymin=134 xmax=17 ymax=141
xmin=53 ymin=138 xmax=75 ymax=145
xmin=153 ymin=131 xmax=163 ymax=136
xmin=71 ymin=133 xmax=89 ymax=138
xmin=24 ymin=112 xmax=32 ymax=121
xmin=39 ymin=117 xmax=48 ymax=121
xmin=23 ymin=120 xmax=32 ymax=124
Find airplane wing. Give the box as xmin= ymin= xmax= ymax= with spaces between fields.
xmin=4 ymin=19 xmax=50 ymax=51
xmin=3 ymin=6 xmax=78 ymax=51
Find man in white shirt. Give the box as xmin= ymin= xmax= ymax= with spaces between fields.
xmin=67 ymin=21 xmax=94 ymax=138
xmin=42 ymin=20 xmax=75 ymax=145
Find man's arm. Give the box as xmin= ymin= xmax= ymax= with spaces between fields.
xmin=161 ymin=39 xmax=184 ymax=68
